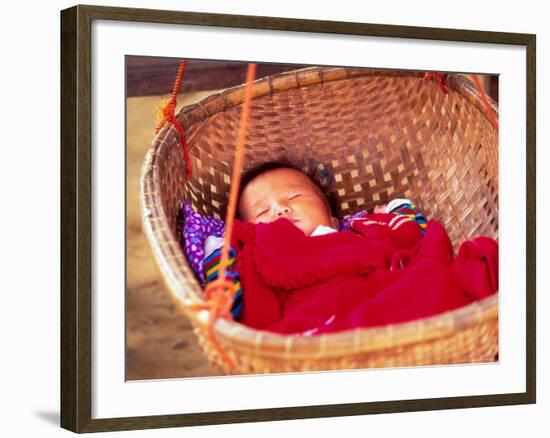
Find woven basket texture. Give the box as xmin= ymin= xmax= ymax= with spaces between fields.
xmin=141 ymin=66 xmax=499 ymax=374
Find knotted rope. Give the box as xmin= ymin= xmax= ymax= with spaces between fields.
xmin=156 ymin=60 xmax=192 ymax=177
xmin=423 ymin=71 xmax=448 ymax=94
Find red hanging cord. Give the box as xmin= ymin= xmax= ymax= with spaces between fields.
xmin=155 ymin=60 xmax=192 ymax=177
xmin=192 ymin=63 xmax=257 ymax=372
xmin=423 ymin=72 xmax=448 ymax=94
xmin=470 ymin=74 xmax=499 ymax=133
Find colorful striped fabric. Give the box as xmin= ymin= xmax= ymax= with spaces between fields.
xmin=389 ymin=201 xmax=427 ymax=235
xmin=203 ymin=247 xmax=243 ymax=320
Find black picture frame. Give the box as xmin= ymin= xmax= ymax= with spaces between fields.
xmin=60 ymin=4 xmax=536 ymax=433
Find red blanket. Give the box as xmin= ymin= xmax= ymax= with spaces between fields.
xmin=231 ymin=214 xmax=498 ymax=335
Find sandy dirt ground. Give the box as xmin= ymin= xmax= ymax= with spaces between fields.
xmin=126 ymin=92 xmax=222 ymax=380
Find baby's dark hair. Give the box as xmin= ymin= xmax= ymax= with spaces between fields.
xmin=236 ymin=160 xmax=338 ymax=218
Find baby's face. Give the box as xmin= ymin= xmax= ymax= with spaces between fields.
xmin=239 ymin=168 xmax=337 ymax=236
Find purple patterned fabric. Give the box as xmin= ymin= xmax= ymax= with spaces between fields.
xmin=182 ymin=202 xmax=225 ymax=283
xmin=338 ymin=210 xmax=368 ymax=231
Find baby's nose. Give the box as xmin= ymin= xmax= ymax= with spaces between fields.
xmin=276 ymin=204 xmax=291 ymax=216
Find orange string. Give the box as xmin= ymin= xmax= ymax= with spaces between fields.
xmin=170 ymin=61 xmax=186 ymax=103
xmin=192 ymin=63 xmax=257 ymax=372
xmin=470 ymin=74 xmax=499 ymax=133
xmin=217 ymin=63 xmax=257 ymax=281
xmin=155 ymin=60 xmax=192 ymax=177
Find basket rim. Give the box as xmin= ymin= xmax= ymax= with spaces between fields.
xmin=140 ymin=65 xmax=499 ymax=361
xmin=184 ymin=294 xmax=498 ymax=359
xmin=160 ymin=66 xmax=498 ymax=140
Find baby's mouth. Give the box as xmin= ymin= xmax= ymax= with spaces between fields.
xmin=280 ymin=216 xmax=299 ymax=223
xmin=286 ymin=217 xmax=303 ymax=228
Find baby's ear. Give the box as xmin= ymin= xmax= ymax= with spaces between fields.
xmin=330 ymin=216 xmax=339 ymax=229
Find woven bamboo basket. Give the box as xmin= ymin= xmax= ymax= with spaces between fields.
xmin=140 ymin=66 xmax=499 ymax=374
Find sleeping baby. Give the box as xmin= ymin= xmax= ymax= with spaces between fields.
xmin=197 ymin=162 xmax=498 ymax=335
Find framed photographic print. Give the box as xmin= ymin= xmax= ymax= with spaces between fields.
xmin=60 ymin=4 xmax=536 ymax=433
